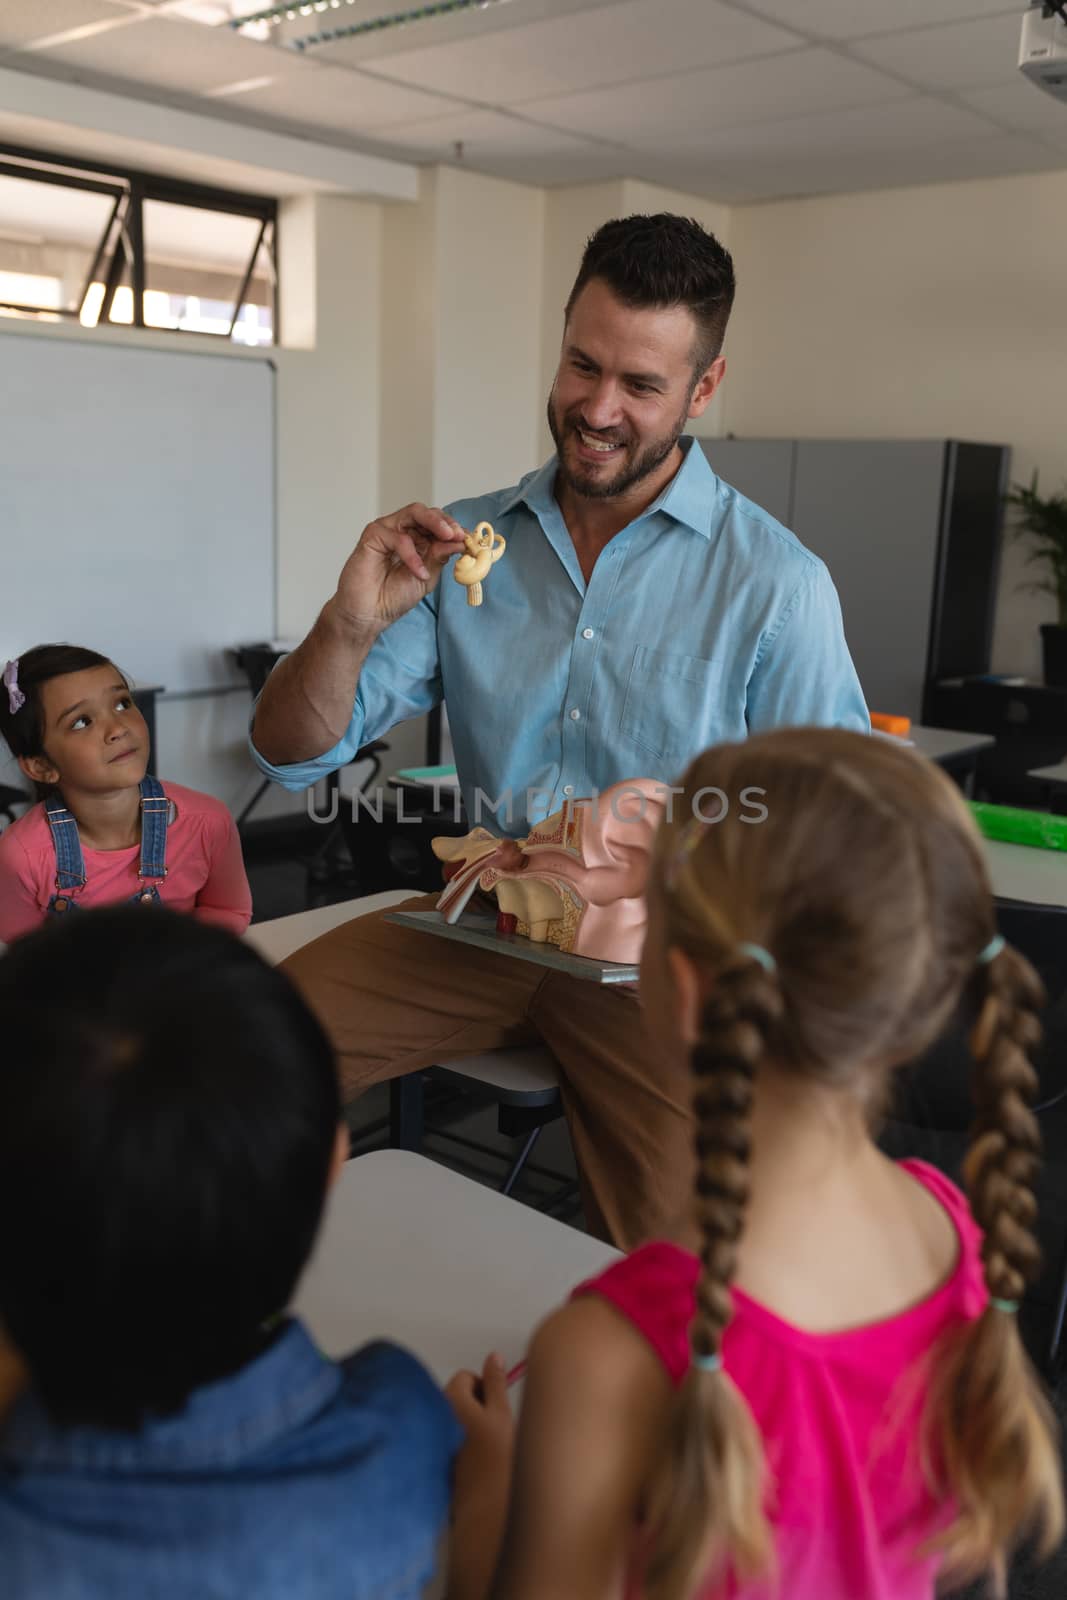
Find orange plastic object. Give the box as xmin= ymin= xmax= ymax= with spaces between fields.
xmin=870 ymin=712 xmax=911 ymax=737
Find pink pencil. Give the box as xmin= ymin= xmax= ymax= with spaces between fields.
xmin=473 ymin=1357 xmax=527 ymax=1402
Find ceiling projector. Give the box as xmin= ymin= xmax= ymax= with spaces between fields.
xmin=1020 ymin=3 xmax=1067 ymax=100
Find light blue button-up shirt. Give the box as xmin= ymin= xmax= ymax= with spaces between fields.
xmin=252 ymin=439 xmax=868 ymax=835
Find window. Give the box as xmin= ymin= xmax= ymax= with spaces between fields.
xmin=0 ymin=146 xmax=276 ymax=345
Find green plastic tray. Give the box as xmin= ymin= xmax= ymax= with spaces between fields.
xmin=969 ymin=801 xmax=1067 ymax=853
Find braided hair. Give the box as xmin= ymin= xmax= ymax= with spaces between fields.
xmin=643 ymin=958 xmax=780 ymax=1599
xmin=922 ymin=941 xmax=1063 ymax=1592
xmin=642 ymin=728 xmax=1063 ymax=1600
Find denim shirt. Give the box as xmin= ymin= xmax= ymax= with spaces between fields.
xmin=251 ymin=438 xmax=869 ymax=836
xmin=0 ymin=1321 xmax=462 ymax=1600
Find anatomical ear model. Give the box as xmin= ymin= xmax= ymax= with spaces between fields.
xmin=453 ymin=520 xmax=506 ymax=607
xmin=431 ymin=779 xmax=666 ymax=964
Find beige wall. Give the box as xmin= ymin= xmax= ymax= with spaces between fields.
xmin=430 ymin=166 xmax=544 ymax=505
xmin=722 ymin=169 xmax=1067 ymax=677
xmin=540 ymin=180 xmax=629 ymax=455
xmin=380 ymin=173 xmax=437 ymax=511
xmin=275 ymin=193 xmax=383 ymax=642
xmin=381 ymin=166 xmax=545 ymax=509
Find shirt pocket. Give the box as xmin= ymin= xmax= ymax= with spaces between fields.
xmin=620 ymin=646 xmax=723 ymax=763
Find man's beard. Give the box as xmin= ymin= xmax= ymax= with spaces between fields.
xmin=547 ymin=389 xmax=691 ymax=501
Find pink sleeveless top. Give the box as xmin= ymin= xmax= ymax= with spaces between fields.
xmin=572 ymin=1160 xmax=988 ymax=1600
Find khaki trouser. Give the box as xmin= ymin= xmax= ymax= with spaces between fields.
xmin=279 ymin=893 xmax=693 ymax=1250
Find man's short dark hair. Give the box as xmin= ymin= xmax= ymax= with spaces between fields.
xmin=0 ymin=908 xmax=341 ymax=1430
xmin=565 ymin=213 xmax=736 ymax=374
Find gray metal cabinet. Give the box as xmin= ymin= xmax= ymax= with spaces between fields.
xmin=697 ymin=438 xmax=793 ymax=524
xmin=698 ymin=437 xmax=1009 ymax=723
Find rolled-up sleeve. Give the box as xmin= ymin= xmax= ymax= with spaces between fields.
xmin=248 ymin=599 xmax=443 ymax=792
xmin=746 ymin=563 xmax=870 ymax=735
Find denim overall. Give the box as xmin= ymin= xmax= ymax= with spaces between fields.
xmin=45 ymin=776 xmax=169 ymax=915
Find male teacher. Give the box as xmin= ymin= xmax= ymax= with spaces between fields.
xmin=251 ymin=213 xmax=868 ymax=1247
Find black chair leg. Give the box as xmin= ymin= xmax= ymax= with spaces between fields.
xmin=500 ymin=1126 xmax=544 ymax=1197
xmin=1049 ymin=1237 xmax=1067 ymax=1373
xmin=236 ymin=777 xmax=270 ymax=830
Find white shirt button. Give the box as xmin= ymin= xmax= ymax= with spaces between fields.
xmin=562 ymin=784 xmax=575 ymax=797
xmin=581 ymin=627 xmax=595 ymax=640
xmin=569 ymin=708 xmax=581 ymax=721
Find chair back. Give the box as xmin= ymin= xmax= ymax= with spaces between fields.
xmin=232 ymin=643 xmax=284 ymax=700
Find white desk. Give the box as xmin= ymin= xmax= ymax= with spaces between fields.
xmin=910 ymin=725 xmax=995 ymax=765
xmin=1028 ymin=761 xmax=1067 ymax=789
xmin=870 ymin=725 xmax=992 ymax=796
xmin=245 ymin=839 xmax=1067 ymax=950
xmin=246 ymin=890 xmax=415 ymax=964
xmin=983 ymin=837 xmax=1067 ymax=909
xmin=292 ymin=1149 xmax=619 ymax=1383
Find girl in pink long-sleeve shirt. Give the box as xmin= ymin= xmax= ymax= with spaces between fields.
xmin=448 ymin=728 xmax=1064 ymax=1600
xmin=0 ymin=644 xmax=251 ymax=943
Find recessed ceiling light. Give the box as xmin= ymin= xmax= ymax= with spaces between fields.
xmin=232 ymin=0 xmax=516 ymax=47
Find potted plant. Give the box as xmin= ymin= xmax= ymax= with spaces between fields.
xmin=1005 ymin=472 xmax=1067 ymax=687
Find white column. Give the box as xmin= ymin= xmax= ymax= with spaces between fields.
xmin=275 ymin=193 xmax=383 ymax=639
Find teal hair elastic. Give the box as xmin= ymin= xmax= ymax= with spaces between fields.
xmin=990 ymin=1297 xmax=1020 ymax=1315
xmin=738 ymin=942 xmax=777 ymax=975
xmin=977 ymin=934 xmax=1005 ymax=965
xmin=692 ymin=1351 xmax=723 ymax=1374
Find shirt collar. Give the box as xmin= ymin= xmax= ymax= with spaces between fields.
xmin=498 ymin=457 xmax=556 ymax=519
xmin=656 ymin=436 xmax=717 ymax=539
xmin=502 ymin=435 xmax=717 ymax=540
xmin=1 ymin=1320 xmax=340 ymax=1472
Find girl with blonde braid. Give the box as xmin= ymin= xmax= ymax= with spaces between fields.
xmin=448 ymin=727 xmax=1064 ymax=1600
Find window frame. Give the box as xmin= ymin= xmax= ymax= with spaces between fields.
xmin=0 ymin=142 xmax=278 ymax=343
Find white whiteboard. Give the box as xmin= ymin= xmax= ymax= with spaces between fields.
xmin=0 ymin=330 xmax=274 ymax=694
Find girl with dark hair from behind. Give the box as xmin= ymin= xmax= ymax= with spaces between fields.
xmin=448 ymin=726 xmax=1065 ymax=1600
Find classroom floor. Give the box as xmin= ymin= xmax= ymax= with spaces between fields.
xmin=246 ymin=835 xmax=1067 ymax=1599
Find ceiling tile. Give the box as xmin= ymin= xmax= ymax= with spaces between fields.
xmin=220 ymin=62 xmax=464 ymax=132
xmin=739 ymin=1 xmax=1024 ymax=43
xmin=522 ymin=47 xmax=911 ymax=145
xmin=491 ymin=150 xmax=631 ymax=185
xmin=659 ymin=95 xmax=1005 ymax=163
xmin=1036 ymin=120 xmax=1067 ymax=156
xmin=635 ymin=130 xmax=1066 ymax=204
xmin=850 ymin=10 xmax=1025 ymax=91
xmin=273 ymin=0 xmax=628 ymax=65
xmin=22 ymin=12 xmax=284 ymax=93
xmin=377 ymin=107 xmax=620 ymax=162
xmin=0 ymin=1 xmax=136 ymax=51
xmin=961 ymin=78 xmax=1067 ymax=145
xmin=152 ymin=2 xmax=271 ymax=14
xmin=0 ymin=0 xmax=1054 ymax=208
xmin=372 ymin=103 xmax=634 ymax=183
xmin=356 ymin=0 xmax=800 ymax=104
